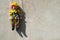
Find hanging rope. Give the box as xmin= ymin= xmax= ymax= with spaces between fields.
xmin=22 ymin=0 xmax=23 ymax=8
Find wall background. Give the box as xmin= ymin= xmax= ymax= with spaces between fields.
xmin=0 ymin=0 xmax=60 ymax=40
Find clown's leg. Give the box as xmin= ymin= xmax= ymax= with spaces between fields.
xmin=16 ymin=19 xmax=19 ymax=28
xmin=10 ymin=19 xmax=15 ymax=30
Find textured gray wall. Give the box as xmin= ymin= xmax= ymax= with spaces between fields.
xmin=0 ymin=0 xmax=60 ymax=40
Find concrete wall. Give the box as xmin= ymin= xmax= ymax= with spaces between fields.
xmin=0 ymin=0 xmax=60 ymax=40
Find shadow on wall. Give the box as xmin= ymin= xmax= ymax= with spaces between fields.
xmin=16 ymin=6 xmax=27 ymax=38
